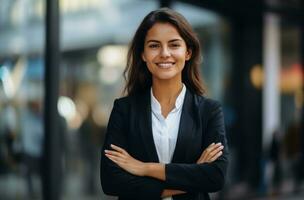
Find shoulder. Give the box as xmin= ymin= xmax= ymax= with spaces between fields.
xmin=113 ymin=91 xmax=148 ymax=109
xmin=113 ymin=96 xmax=130 ymax=106
xmin=191 ymin=92 xmax=222 ymax=117
xmin=192 ymin=93 xmax=221 ymax=110
xmin=112 ymin=96 xmax=132 ymax=112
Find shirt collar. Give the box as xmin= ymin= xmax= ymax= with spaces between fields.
xmin=150 ymin=84 xmax=186 ymax=114
xmin=175 ymin=84 xmax=186 ymax=110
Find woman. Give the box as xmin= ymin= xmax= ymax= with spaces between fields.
xmin=100 ymin=8 xmax=229 ymax=200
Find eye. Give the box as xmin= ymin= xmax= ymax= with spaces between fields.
xmin=148 ymin=43 xmax=159 ymax=49
xmin=170 ymin=43 xmax=181 ymax=48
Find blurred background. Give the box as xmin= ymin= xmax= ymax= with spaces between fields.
xmin=0 ymin=0 xmax=303 ymax=199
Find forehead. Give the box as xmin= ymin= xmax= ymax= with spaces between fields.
xmin=145 ymin=22 xmax=183 ymax=41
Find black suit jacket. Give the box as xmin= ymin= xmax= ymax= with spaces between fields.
xmin=100 ymin=88 xmax=229 ymax=200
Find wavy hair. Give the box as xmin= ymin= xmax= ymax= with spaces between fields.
xmin=123 ymin=7 xmax=206 ymax=96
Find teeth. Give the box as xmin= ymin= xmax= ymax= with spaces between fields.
xmin=157 ymin=63 xmax=173 ymax=68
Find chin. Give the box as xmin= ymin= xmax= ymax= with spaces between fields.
xmin=154 ymin=73 xmax=180 ymax=80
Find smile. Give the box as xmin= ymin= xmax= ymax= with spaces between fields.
xmin=156 ymin=62 xmax=175 ymax=68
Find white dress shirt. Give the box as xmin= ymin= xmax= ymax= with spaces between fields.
xmin=150 ymin=84 xmax=186 ymax=200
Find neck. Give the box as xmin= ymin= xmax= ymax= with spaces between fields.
xmin=152 ymin=78 xmax=183 ymax=105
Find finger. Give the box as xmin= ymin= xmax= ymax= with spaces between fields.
xmin=205 ymin=143 xmax=221 ymax=153
xmin=105 ymin=153 xmax=126 ymax=164
xmin=209 ymin=143 xmax=222 ymax=150
xmin=200 ymin=143 xmax=219 ymax=160
xmin=200 ymin=143 xmax=215 ymax=158
xmin=206 ymin=143 xmax=223 ymax=155
xmin=197 ymin=143 xmax=223 ymax=163
xmin=207 ymin=143 xmax=216 ymax=148
xmin=205 ymin=145 xmax=224 ymax=160
xmin=210 ymin=144 xmax=224 ymax=155
xmin=110 ymin=144 xmax=128 ymax=155
xmin=205 ymin=146 xmax=223 ymax=161
xmin=202 ymin=145 xmax=223 ymax=163
xmin=105 ymin=150 xmax=125 ymax=158
xmin=203 ymin=142 xmax=217 ymax=155
xmin=200 ymin=151 xmax=222 ymax=164
xmin=200 ymin=152 xmax=208 ymax=162
xmin=208 ymin=151 xmax=223 ymax=162
xmin=105 ymin=154 xmax=119 ymax=163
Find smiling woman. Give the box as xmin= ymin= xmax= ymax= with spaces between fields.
xmin=100 ymin=7 xmax=229 ymax=200
xmin=142 ymin=23 xmax=191 ymax=83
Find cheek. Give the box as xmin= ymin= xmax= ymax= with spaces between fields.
xmin=142 ymin=53 xmax=146 ymax=62
xmin=146 ymin=52 xmax=158 ymax=62
xmin=174 ymin=49 xmax=189 ymax=59
xmin=142 ymin=50 xmax=154 ymax=62
xmin=146 ymin=63 xmax=155 ymax=74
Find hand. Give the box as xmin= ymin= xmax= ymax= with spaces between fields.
xmin=161 ymin=189 xmax=185 ymax=197
xmin=105 ymin=144 xmax=147 ymax=176
xmin=197 ymin=142 xmax=223 ymax=164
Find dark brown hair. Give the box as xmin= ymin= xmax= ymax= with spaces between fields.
xmin=123 ymin=7 xmax=206 ymax=96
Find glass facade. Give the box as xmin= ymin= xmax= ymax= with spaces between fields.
xmin=0 ymin=0 xmax=45 ymax=199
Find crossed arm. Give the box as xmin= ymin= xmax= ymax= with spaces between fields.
xmin=101 ymin=99 xmax=228 ymax=198
xmin=104 ymin=142 xmax=224 ymax=197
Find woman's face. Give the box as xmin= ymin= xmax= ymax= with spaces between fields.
xmin=142 ymin=22 xmax=191 ymax=82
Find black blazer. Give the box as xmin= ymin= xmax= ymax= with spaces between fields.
xmin=100 ymin=88 xmax=229 ymax=200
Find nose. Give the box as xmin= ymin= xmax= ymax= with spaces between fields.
xmin=160 ymin=46 xmax=170 ymax=58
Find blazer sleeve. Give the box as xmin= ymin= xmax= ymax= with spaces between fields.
xmin=164 ymin=100 xmax=229 ymax=193
xmin=100 ymin=98 xmax=165 ymax=198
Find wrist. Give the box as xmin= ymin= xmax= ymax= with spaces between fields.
xmin=143 ymin=162 xmax=153 ymax=176
xmin=143 ymin=163 xmax=166 ymax=181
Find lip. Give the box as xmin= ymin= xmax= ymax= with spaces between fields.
xmin=156 ymin=62 xmax=175 ymax=68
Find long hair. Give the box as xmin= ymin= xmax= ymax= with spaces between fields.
xmin=123 ymin=7 xmax=206 ymax=96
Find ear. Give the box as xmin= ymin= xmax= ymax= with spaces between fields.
xmin=141 ymin=52 xmax=146 ymax=62
xmin=185 ymin=49 xmax=192 ymax=61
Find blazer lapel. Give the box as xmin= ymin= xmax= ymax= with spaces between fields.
xmin=171 ymin=90 xmax=194 ymax=163
xmin=137 ymin=90 xmax=159 ymax=162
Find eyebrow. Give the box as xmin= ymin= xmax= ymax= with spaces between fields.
xmin=146 ymin=39 xmax=183 ymax=43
